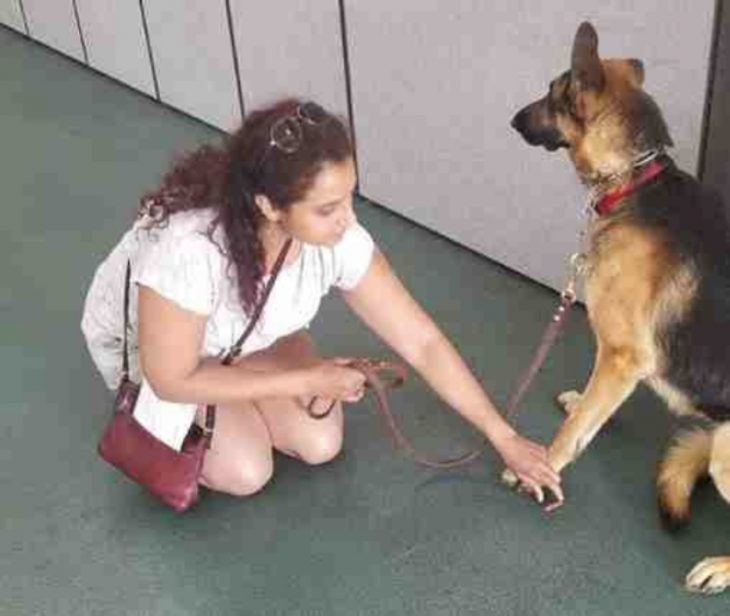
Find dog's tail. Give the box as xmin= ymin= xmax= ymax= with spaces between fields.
xmin=656 ymin=428 xmax=712 ymax=531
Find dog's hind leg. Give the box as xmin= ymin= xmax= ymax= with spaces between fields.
xmin=685 ymin=422 xmax=730 ymax=594
xmin=709 ymin=422 xmax=730 ymax=502
xmin=656 ymin=428 xmax=711 ymax=529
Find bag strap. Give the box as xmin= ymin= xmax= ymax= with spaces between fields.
xmin=122 ymin=237 xmax=293 ymax=441
xmin=200 ymin=237 xmax=293 ymax=439
xmin=221 ymin=237 xmax=293 ymax=365
xmin=121 ymin=262 xmax=132 ymax=381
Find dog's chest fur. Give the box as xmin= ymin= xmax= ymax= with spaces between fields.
xmin=584 ymin=162 xmax=730 ymax=421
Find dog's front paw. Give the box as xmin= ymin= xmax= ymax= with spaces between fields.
xmin=685 ymin=556 xmax=730 ymax=594
xmin=501 ymin=467 xmax=519 ymax=488
xmin=556 ymin=390 xmax=582 ymax=415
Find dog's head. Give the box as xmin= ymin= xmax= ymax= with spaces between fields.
xmin=511 ymin=22 xmax=673 ymax=182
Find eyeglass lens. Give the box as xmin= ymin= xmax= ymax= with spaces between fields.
xmin=270 ymin=117 xmax=302 ymax=153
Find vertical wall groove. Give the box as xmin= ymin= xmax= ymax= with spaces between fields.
xmin=138 ymin=0 xmax=160 ymax=100
xmin=70 ymin=0 xmax=88 ymax=64
xmin=224 ymin=0 xmax=245 ymax=122
xmin=697 ymin=0 xmax=723 ymax=179
xmin=17 ymin=0 xmax=29 ymax=35
xmin=338 ymin=0 xmax=359 ymax=189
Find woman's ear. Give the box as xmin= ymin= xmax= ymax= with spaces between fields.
xmin=254 ymin=194 xmax=282 ymax=223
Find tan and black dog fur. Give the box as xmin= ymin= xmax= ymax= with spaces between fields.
xmin=511 ymin=22 xmax=730 ymax=594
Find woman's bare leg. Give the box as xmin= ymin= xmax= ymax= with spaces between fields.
xmin=257 ymin=399 xmax=344 ymax=464
xmin=252 ymin=332 xmax=345 ymax=464
xmin=196 ymin=403 xmax=274 ymax=496
xmin=196 ymin=330 xmax=344 ymax=496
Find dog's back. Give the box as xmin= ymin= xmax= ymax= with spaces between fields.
xmin=623 ymin=161 xmax=730 ymax=420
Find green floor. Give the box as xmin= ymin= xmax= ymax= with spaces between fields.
xmin=1 ymin=25 xmax=727 ymax=615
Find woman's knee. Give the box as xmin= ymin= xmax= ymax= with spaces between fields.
xmin=203 ymin=452 xmax=274 ymax=497
xmin=296 ymin=426 xmax=344 ymax=465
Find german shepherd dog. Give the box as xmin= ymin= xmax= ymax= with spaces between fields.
xmin=511 ymin=22 xmax=730 ymax=594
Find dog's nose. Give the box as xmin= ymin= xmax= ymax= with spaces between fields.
xmin=511 ymin=110 xmax=524 ymax=133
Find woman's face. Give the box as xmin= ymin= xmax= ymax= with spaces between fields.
xmin=280 ymin=158 xmax=357 ymax=246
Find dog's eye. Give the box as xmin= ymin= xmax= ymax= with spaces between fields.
xmin=548 ymin=90 xmax=569 ymax=115
xmin=561 ymin=89 xmax=581 ymax=119
xmin=563 ymin=92 xmax=575 ymax=113
xmin=547 ymin=95 xmax=558 ymax=114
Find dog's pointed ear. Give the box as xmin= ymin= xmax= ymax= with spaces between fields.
xmin=570 ymin=22 xmax=605 ymax=93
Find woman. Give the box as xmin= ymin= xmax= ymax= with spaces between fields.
xmin=82 ymin=98 xmax=562 ymax=505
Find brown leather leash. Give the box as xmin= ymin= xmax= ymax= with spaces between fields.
xmin=332 ymin=359 xmax=484 ymax=469
xmin=304 ymin=282 xmax=577 ymax=469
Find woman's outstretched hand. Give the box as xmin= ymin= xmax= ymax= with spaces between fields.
xmin=495 ymin=432 xmax=564 ymax=511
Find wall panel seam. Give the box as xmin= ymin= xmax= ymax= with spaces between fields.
xmin=138 ymin=0 xmax=160 ymax=100
xmin=17 ymin=0 xmax=29 ymax=35
xmin=70 ymin=0 xmax=88 ymax=63
xmin=338 ymin=0 xmax=359 ymax=190
xmin=224 ymin=0 xmax=245 ymax=121
xmin=697 ymin=0 xmax=724 ymax=179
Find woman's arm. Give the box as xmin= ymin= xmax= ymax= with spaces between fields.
xmin=342 ymin=250 xmax=562 ymax=505
xmin=137 ymin=285 xmax=364 ymax=407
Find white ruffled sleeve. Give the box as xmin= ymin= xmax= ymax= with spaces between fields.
xmin=331 ymin=223 xmax=375 ymax=290
xmin=132 ymin=228 xmax=219 ymax=316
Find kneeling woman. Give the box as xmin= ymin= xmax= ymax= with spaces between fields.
xmin=82 ymin=99 xmax=561 ymax=504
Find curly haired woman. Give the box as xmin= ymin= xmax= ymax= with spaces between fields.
xmin=81 ymin=98 xmax=562 ymax=504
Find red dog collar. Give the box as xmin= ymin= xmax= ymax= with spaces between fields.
xmin=593 ymin=159 xmax=665 ymax=216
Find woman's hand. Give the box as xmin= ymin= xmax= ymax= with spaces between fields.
xmin=303 ymin=358 xmax=367 ymax=403
xmin=494 ymin=432 xmax=564 ymax=511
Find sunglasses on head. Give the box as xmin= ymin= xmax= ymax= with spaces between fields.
xmin=267 ymin=102 xmax=330 ymax=154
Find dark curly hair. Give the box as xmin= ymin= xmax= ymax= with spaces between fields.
xmin=137 ymin=98 xmax=353 ymax=315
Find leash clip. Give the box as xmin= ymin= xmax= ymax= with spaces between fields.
xmin=560 ymin=252 xmax=587 ymax=304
